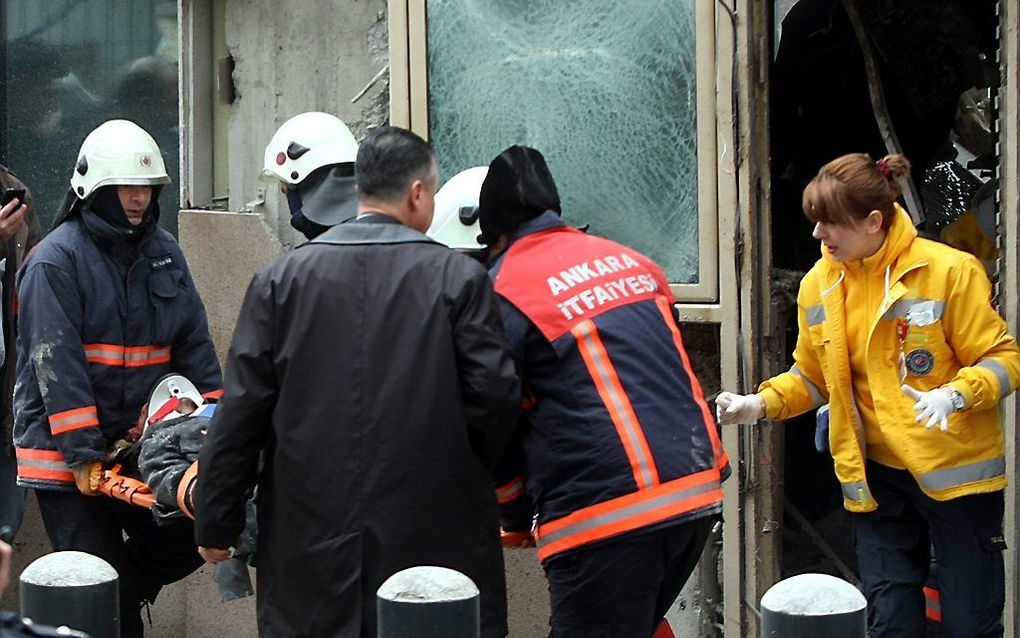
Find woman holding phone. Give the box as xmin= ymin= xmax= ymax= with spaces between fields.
xmin=0 ymin=164 xmax=38 ymax=544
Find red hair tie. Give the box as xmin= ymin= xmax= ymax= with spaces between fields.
xmin=876 ymin=158 xmax=892 ymax=179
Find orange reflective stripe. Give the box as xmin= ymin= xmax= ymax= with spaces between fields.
xmin=655 ymin=298 xmax=730 ymax=471
xmin=83 ymin=344 xmax=171 ymax=367
xmin=49 ymin=405 xmax=99 ymax=435
xmin=535 ymin=468 xmax=722 ymax=561
xmin=202 ymin=389 xmax=223 ymax=400
xmin=924 ymin=586 xmax=941 ymax=622
xmin=572 ymin=320 xmax=659 ymax=490
xmin=15 ymin=448 xmax=66 ymax=461
xmin=496 ymin=476 xmax=525 ymax=504
xmin=16 ymin=447 xmax=74 ymax=483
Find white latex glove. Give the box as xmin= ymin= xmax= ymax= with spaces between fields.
xmin=715 ymin=392 xmax=765 ymax=425
xmin=901 ymin=385 xmax=954 ymax=432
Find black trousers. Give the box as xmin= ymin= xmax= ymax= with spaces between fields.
xmin=36 ymin=490 xmax=203 ymax=638
xmin=854 ymin=462 xmax=1005 ymax=638
xmin=543 ymin=516 xmax=715 ymax=638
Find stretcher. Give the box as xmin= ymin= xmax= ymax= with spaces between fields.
xmin=96 ymin=374 xmax=208 ymax=512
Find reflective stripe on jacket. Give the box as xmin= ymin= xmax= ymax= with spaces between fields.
xmin=490 ymin=213 xmax=729 ymax=561
xmin=759 ymin=205 xmax=1019 ymax=510
xmin=13 ymin=210 xmax=222 ymax=489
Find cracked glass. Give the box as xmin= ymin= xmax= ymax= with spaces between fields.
xmin=427 ymin=0 xmax=701 ymax=283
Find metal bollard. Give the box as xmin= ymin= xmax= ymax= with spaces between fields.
xmin=761 ymin=573 xmax=867 ymax=637
xmin=20 ymin=551 xmax=119 ymax=638
xmin=377 ymin=566 xmax=480 ymax=638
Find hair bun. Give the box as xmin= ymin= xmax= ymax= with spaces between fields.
xmin=877 ymin=154 xmax=911 ymax=181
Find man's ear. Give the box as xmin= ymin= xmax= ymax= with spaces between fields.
xmin=408 ymin=179 xmax=424 ymax=209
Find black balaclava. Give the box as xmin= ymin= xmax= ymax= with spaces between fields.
xmin=89 ymin=185 xmax=160 ymax=243
xmin=477 ymin=145 xmax=561 ymax=246
xmin=286 ymin=163 xmax=357 ymax=240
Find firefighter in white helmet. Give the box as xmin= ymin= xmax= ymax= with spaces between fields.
xmin=13 ymin=119 xmax=222 ymax=638
xmin=261 ymin=111 xmax=359 ymax=239
xmin=427 ymin=165 xmax=487 ymax=254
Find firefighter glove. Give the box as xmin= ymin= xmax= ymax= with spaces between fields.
xmin=901 ymin=384 xmax=957 ymax=432
xmin=715 ymin=392 xmax=765 ymax=425
xmin=73 ymin=461 xmax=104 ymax=496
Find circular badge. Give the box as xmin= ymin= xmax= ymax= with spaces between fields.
xmin=140 ymin=155 xmax=152 ymax=167
xmin=906 ymin=349 xmax=935 ymax=376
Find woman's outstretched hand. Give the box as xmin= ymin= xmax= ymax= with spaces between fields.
xmin=715 ymin=392 xmax=765 ymax=425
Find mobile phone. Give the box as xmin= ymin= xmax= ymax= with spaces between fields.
xmin=1 ymin=188 xmax=25 ymax=208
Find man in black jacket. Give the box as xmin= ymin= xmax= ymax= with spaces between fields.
xmin=194 ymin=126 xmax=520 ymax=638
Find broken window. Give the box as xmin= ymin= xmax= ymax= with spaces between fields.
xmin=425 ymin=0 xmax=703 ymax=284
xmin=2 ymin=0 xmax=180 ymax=233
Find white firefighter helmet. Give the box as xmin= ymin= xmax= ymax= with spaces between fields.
xmin=70 ymin=120 xmax=170 ymax=200
xmin=428 ymin=166 xmax=488 ymax=250
xmin=146 ymin=374 xmax=206 ymax=429
xmin=261 ymin=112 xmax=359 ymax=185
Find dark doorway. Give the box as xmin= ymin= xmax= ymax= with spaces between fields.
xmin=769 ymin=0 xmax=1001 ymax=631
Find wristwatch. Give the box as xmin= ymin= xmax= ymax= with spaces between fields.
xmin=947 ymin=388 xmax=966 ymax=412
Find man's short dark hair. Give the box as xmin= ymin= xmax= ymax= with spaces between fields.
xmin=355 ymin=126 xmax=436 ymax=203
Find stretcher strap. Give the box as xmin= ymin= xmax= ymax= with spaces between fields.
xmin=97 ymin=466 xmax=156 ymax=509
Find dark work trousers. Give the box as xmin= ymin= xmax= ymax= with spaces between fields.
xmin=544 ymin=516 xmax=715 ymax=638
xmin=36 ymin=489 xmax=204 ymax=638
xmin=854 ymin=462 xmax=1005 ymax=638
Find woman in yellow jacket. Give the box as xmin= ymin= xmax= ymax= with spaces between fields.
xmin=717 ymin=153 xmax=1019 ymax=638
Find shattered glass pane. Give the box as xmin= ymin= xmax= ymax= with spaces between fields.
xmin=427 ymin=0 xmax=701 ymax=283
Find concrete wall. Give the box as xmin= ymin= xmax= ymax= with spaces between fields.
xmin=224 ymin=0 xmax=390 ymax=246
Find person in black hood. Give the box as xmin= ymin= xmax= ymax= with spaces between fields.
xmin=481 ymin=145 xmax=728 ymax=638
xmin=259 ymin=111 xmax=360 ymax=240
xmin=88 ymin=184 xmax=159 ymax=239
xmin=13 ymin=119 xmax=222 ymax=638
xmin=477 ymin=144 xmax=561 ymax=251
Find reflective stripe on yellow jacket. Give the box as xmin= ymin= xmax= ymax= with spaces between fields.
xmin=759 ymin=205 xmax=1020 ymax=512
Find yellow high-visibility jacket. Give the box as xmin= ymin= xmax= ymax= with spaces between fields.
xmin=760 ymin=205 xmax=1020 ymax=512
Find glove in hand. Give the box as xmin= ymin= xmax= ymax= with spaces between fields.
xmin=901 ymin=385 xmax=955 ymax=432
xmin=72 ymin=461 xmax=104 ymax=496
xmin=715 ymin=392 xmax=765 ymax=425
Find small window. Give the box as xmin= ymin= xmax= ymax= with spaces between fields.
xmin=391 ymin=0 xmax=720 ymax=301
xmin=3 ymin=0 xmax=180 ymax=233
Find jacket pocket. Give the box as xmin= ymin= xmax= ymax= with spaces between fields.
xmin=903 ymin=321 xmax=956 ymax=386
xmin=807 ymin=324 xmax=830 ymax=375
xmin=149 ymin=269 xmax=184 ymax=340
xmin=150 ymin=268 xmax=183 ymax=299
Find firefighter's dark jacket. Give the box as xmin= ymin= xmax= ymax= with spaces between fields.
xmin=194 ymin=215 xmax=520 ymax=638
xmin=490 ymin=212 xmax=730 ymax=562
xmin=13 ymin=209 xmax=222 ymax=489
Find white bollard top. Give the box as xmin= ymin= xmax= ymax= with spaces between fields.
xmin=377 ymin=566 xmax=479 ymax=603
xmin=20 ymin=551 xmax=118 ymax=587
xmin=760 ymin=573 xmax=866 ymax=616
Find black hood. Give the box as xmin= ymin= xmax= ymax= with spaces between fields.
xmin=53 ymin=184 xmax=162 ymax=235
xmin=477 ymin=145 xmax=561 ymax=245
xmin=286 ymin=163 xmax=357 ymax=239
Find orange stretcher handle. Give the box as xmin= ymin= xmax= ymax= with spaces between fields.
xmin=97 ymin=465 xmax=156 ymax=509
